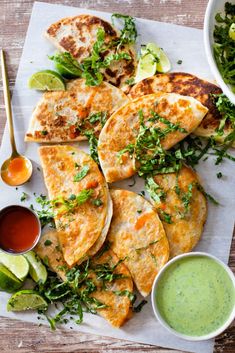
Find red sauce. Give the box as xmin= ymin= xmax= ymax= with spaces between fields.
xmin=0 ymin=206 xmax=40 ymax=253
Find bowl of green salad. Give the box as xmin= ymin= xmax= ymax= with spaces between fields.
xmin=204 ymin=1 xmax=235 ymax=104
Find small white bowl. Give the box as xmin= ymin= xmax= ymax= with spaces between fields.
xmin=151 ymin=252 xmax=235 ymax=341
xmin=204 ymin=0 xmax=235 ymax=104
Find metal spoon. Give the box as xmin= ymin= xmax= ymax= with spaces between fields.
xmin=0 ymin=49 xmax=32 ymax=186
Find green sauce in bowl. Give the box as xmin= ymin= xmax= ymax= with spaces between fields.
xmin=153 ymin=254 xmax=235 ymax=338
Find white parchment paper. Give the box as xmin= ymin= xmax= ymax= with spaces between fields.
xmin=0 ymin=2 xmax=235 ymax=353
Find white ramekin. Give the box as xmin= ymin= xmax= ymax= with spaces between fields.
xmin=151 ymin=251 xmax=235 ymax=341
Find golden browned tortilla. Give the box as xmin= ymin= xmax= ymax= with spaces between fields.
xmin=35 ymin=230 xmax=133 ymax=327
xmin=107 ymin=189 xmax=169 ymax=297
xmin=149 ymin=166 xmax=207 ymax=258
xmin=129 ymin=72 xmax=233 ymax=143
xmin=45 ymin=15 xmax=136 ymax=88
xmin=39 ymin=145 xmax=112 ymax=267
xmin=98 ymin=92 xmax=208 ymax=183
xmin=25 ymin=78 xmax=129 ymax=143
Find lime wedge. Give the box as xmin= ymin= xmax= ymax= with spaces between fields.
xmin=7 ymin=290 xmax=48 ymax=312
xmin=146 ymin=43 xmax=171 ymax=73
xmin=24 ymin=251 xmax=47 ymax=284
xmin=0 ymin=251 xmax=29 ymax=281
xmin=28 ymin=70 xmax=65 ymax=91
xmin=229 ymin=23 xmax=235 ymax=41
xmin=0 ymin=264 xmax=22 ymax=293
xmin=135 ymin=42 xmax=171 ymax=83
xmin=135 ymin=50 xmax=157 ymax=83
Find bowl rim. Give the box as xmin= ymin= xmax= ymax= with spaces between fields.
xmin=151 ymin=251 xmax=235 ymax=341
xmin=0 ymin=204 xmax=41 ymax=255
xmin=203 ymin=0 xmax=235 ymax=104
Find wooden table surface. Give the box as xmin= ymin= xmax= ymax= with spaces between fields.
xmin=0 ymin=0 xmax=234 ymax=352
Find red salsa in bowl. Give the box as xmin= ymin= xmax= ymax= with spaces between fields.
xmin=0 ymin=205 xmax=41 ymax=254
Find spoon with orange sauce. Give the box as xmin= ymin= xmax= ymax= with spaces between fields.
xmin=0 ymin=49 xmax=32 ymax=186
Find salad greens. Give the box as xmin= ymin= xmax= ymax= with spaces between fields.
xmin=214 ymin=2 xmax=235 ymax=91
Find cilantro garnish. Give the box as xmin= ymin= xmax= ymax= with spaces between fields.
xmin=52 ymin=189 xmax=94 ymax=214
xmin=36 ymin=249 xmax=133 ymax=329
xmin=111 ymin=14 xmax=137 ymax=47
xmin=73 ymin=165 xmax=89 ymax=182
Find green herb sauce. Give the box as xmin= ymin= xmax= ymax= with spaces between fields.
xmin=155 ymin=256 xmax=235 ymax=336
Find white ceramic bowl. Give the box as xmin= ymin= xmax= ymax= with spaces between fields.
xmin=204 ymin=0 xmax=235 ymax=104
xmin=151 ymin=252 xmax=235 ymax=341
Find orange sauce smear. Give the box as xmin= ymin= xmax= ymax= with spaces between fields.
xmin=0 ymin=206 xmax=40 ymax=253
xmin=2 ymin=157 xmax=32 ymax=186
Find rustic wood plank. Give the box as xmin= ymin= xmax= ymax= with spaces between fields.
xmin=0 ymin=1 xmax=234 ymax=353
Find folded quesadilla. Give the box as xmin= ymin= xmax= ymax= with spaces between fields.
xmin=39 ymin=145 xmax=112 ymax=267
xmin=129 ymin=72 xmax=233 ymax=143
xmin=45 ymin=15 xmax=136 ymax=89
xmin=149 ymin=166 xmax=207 ymax=258
xmin=98 ymin=92 xmax=208 ymax=183
xmin=107 ymin=189 xmax=169 ymax=297
xmin=25 ymin=79 xmax=129 ymax=143
xmin=35 ymin=230 xmax=133 ymax=327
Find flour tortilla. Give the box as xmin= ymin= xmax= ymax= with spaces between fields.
xmin=129 ymin=72 xmax=234 ymax=144
xmin=150 ymin=165 xmax=207 ymax=258
xmin=107 ymin=189 xmax=169 ymax=297
xmin=39 ymin=145 xmax=112 ymax=267
xmin=25 ymin=78 xmax=129 ymax=143
xmin=98 ymin=92 xmax=208 ymax=183
xmin=35 ymin=230 xmax=133 ymax=327
xmin=45 ymin=15 xmax=136 ymax=89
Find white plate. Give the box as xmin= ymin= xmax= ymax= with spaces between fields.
xmin=204 ymin=0 xmax=235 ymax=104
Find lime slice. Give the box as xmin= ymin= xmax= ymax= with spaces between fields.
xmin=28 ymin=70 xmax=65 ymax=91
xmin=24 ymin=251 xmax=47 ymax=284
xmin=146 ymin=43 xmax=171 ymax=73
xmin=135 ymin=42 xmax=171 ymax=83
xmin=0 ymin=264 xmax=22 ymax=293
xmin=7 ymin=290 xmax=48 ymax=312
xmin=135 ymin=51 xmax=157 ymax=83
xmin=229 ymin=23 xmax=235 ymax=41
xmin=0 ymin=251 xmax=29 ymax=281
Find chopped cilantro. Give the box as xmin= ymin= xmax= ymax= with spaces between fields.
xmin=20 ymin=192 xmax=28 ymax=202
xmin=44 ymin=240 xmax=52 ymax=246
xmin=73 ymin=165 xmax=89 ymax=182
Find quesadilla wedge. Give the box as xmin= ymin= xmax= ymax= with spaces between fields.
xmin=98 ymin=92 xmax=208 ymax=183
xmin=35 ymin=230 xmax=133 ymax=327
xmin=148 ymin=166 xmax=207 ymax=258
xmin=25 ymin=78 xmax=129 ymax=143
xmin=45 ymin=15 xmax=136 ymax=89
xmin=129 ymin=72 xmax=234 ymax=144
xmin=39 ymin=145 xmax=112 ymax=267
xmin=107 ymin=189 xmax=169 ymax=297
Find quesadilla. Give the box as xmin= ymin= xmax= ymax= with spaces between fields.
xmin=149 ymin=166 xmax=207 ymax=258
xmin=39 ymin=145 xmax=112 ymax=267
xmin=35 ymin=230 xmax=133 ymax=327
xmin=129 ymin=72 xmax=233 ymax=143
xmin=107 ymin=189 xmax=169 ymax=297
xmin=45 ymin=15 xmax=136 ymax=88
xmin=98 ymin=92 xmax=208 ymax=183
xmin=25 ymin=78 xmax=129 ymax=143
